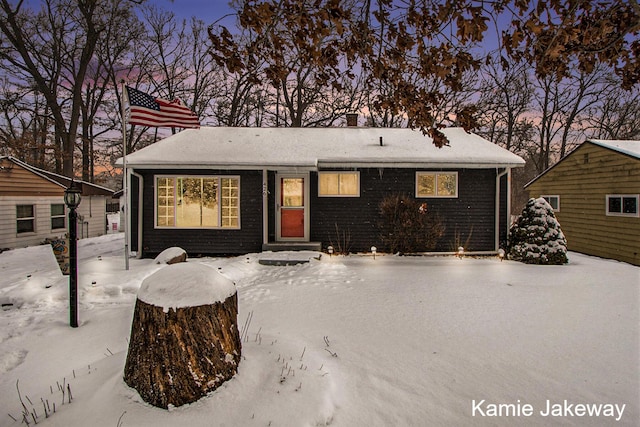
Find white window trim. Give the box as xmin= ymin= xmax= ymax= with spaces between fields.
xmin=606 ymin=194 xmax=639 ymax=217
xmin=154 ymin=175 xmax=241 ymax=229
xmin=415 ymin=171 xmax=459 ymax=198
xmin=541 ymin=195 xmax=560 ymax=212
xmin=318 ymin=171 xmax=360 ymax=197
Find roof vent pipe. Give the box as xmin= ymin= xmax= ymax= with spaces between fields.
xmin=379 ymin=136 xmax=383 ymax=146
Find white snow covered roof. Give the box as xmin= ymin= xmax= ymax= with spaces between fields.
xmin=587 ymin=139 xmax=640 ymax=159
xmin=121 ymin=127 xmax=525 ymax=169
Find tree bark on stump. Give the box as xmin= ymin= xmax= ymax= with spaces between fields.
xmin=123 ymin=293 xmax=241 ymax=409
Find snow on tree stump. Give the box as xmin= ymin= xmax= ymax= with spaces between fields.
xmin=123 ymin=262 xmax=241 ymax=409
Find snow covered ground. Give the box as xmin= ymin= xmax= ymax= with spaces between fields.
xmin=0 ymin=233 xmax=638 ymax=426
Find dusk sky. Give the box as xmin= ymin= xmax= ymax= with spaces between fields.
xmin=151 ymin=0 xmax=235 ymax=24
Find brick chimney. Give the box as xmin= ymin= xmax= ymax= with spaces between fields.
xmin=346 ymin=113 xmax=358 ymax=127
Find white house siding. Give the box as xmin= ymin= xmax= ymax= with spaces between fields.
xmin=0 ymin=195 xmax=108 ymax=250
xmin=76 ymin=195 xmax=108 ymax=239
xmin=0 ymin=195 xmax=68 ymax=250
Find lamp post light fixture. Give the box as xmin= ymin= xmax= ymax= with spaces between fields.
xmin=64 ymin=181 xmax=82 ymax=328
xmin=371 ymin=246 xmax=377 ymax=260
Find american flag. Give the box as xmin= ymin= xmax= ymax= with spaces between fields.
xmin=125 ymin=86 xmax=200 ymax=129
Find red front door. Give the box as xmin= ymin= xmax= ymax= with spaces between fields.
xmin=279 ymin=177 xmax=305 ymax=239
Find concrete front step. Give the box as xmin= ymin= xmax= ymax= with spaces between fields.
xmin=261 ymin=242 xmax=322 ymax=252
xmin=258 ymin=250 xmax=322 ymax=266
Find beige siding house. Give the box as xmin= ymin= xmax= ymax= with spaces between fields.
xmin=0 ymin=156 xmax=115 ymax=250
xmin=525 ymin=140 xmax=640 ymax=266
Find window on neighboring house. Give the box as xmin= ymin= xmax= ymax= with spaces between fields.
xmin=156 ymin=176 xmax=240 ymax=228
xmin=606 ymin=195 xmax=639 ymax=217
xmin=416 ymin=172 xmax=458 ymax=198
xmin=318 ymin=172 xmax=360 ymax=196
xmin=51 ymin=204 xmax=66 ymax=230
xmin=17 ymin=205 xmax=35 ymax=233
xmin=541 ymin=195 xmax=560 ymax=212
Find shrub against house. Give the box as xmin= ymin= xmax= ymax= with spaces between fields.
xmin=508 ymin=197 xmax=568 ymax=265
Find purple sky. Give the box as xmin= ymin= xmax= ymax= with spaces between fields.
xmin=152 ymin=0 xmax=235 ymax=24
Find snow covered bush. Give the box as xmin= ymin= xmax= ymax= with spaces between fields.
xmin=379 ymin=194 xmax=445 ymax=254
xmin=508 ymin=197 xmax=568 ymax=265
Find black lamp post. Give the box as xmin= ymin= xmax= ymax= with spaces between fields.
xmin=64 ymin=181 xmax=82 ymax=328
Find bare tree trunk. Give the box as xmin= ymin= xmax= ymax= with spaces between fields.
xmin=124 ymin=292 xmax=241 ymax=409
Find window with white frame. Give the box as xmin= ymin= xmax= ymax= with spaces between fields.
xmin=155 ymin=176 xmax=240 ymax=228
xmin=318 ymin=172 xmax=360 ymax=196
xmin=51 ymin=204 xmax=66 ymax=230
xmin=16 ymin=205 xmax=35 ymax=233
xmin=416 ymin=172 xmax=458 ymax=198
xmin=606 ymin=195 xmax=639 ymax=217
xmin=541 ymin=195 xmax=560 ymax=212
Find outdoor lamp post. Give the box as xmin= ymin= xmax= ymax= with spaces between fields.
xmin=64 ymin=182 xmax=82 ymax=328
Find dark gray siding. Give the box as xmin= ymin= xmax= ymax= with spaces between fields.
xmin=498 ymin=172 xmax=509 ymax=247
xmin=136 ymin=169 xmax=263 ymax=257
xmin=310 ymin=168 xmax=498 ymax=253
xmin=130 ymin=174 xmax=140 ymax=252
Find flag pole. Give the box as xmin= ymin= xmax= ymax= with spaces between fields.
xmin=120 ymin=80 xmax=130 ymax=271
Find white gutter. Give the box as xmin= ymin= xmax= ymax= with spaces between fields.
xmin=262 ymin=169 xmax=268 ymax=247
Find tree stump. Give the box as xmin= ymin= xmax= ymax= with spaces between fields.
xmin=124 ymin=262 xmax=241 ymax=409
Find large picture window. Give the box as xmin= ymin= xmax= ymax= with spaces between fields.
xmin=606 ymin=195 xmax=639 ymax=217
xmin=318 ymin=172 xmax=359 ymax=197
xmin=17 ymin=204 xmax=35 ymax=233
xmin=416 ymin=172 xmax=458 ymax=198
xmin=156 ymin=176 xmax=240 ymax=228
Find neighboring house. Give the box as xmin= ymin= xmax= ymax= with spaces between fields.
xmin=120 ymin=126 xmax=525 ymax=257
xmin=525 ymin=139 xmax=640 ymax=266
xmin=0 ymin=156 xmax=115 ymax=250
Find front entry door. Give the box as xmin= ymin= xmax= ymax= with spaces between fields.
xmin=276 ymin=174 xmax=308 ymax=240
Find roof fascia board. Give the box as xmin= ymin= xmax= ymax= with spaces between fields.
xmin=7 ymin=156 xmax=67 ymax=190
xmin=587 ymin=139 xmax=640 ymax=160
xmin=7 ymin=156 xmax=114 ymax=194
xmin=318 ymin=161 xmax=525 ymax=169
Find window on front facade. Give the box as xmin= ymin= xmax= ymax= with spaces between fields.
xmin=51 ymin=204 xmax=66 ymax=230
xmin=318 ymin=172 xmax=359 ymax=196
xmin=416 ymin=172 xmax=458 ymax=197
xmin=17 ymin=205 xmax=35 ymax=233
xmin=606 ymin=195 xmax=639 ymax=217
xmin=542 ymin=195 xmax=560 ymax=212
xmin=155 ymin=176 xmax=240 ymax=228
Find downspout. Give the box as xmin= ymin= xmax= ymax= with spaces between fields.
xmin=262 ymin=169 xmax=268 ymax=248
xmin=131 ymin=170 xmax=144 ymax=259
xmin=495 ymin=167 xmax=510 ymax=252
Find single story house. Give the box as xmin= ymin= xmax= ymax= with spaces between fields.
xmin=525 ymin=139 xmax=640 ymax=266
xmin=0 ymin=156 xmax=115 ymax=250
xmin=121 ymin=126 xmax=524 ymax=257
